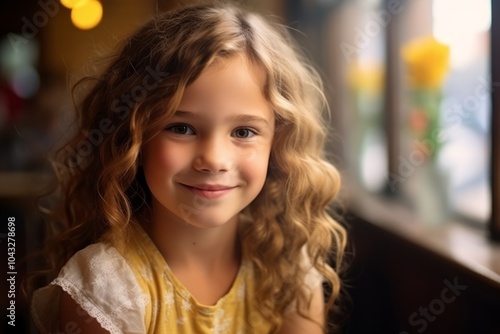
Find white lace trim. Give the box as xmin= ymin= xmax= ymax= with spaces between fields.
xmin=31 ymin=243 xmax=148 ymax=334
xmin=52 ymin=278 xmax=122 ymax=334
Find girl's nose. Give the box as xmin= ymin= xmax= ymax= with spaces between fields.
xmin=193 ymin=136 xmax=234 ymax=173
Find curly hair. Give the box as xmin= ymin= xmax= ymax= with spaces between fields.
xmin=28 ymin=2 xmax=346 ymax=332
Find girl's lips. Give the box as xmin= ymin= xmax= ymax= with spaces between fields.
xmin=180 ymin=184 xmax=235 ymax=199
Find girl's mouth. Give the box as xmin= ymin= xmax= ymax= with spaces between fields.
xmin=180 ymin=183 xmax=236 ymax=199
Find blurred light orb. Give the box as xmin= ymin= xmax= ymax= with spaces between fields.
xmin=12 ymin=66 xmax=40 ymax=99
xmin=70 ymin=0 xmax=103 ymax=30
xmin=61 ymin=0 xmax=88 ymax=9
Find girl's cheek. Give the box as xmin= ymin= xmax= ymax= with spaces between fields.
xmin=237 ymin=141 xmax=272 ymax=164
xmin=159 ymin=142 xmax=194 ymax=169
xmin=143 ymin=139 xmax=187 ymax=172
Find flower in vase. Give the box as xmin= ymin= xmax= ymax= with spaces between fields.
xmin=402 ymin=36 xmax=450 ymax=159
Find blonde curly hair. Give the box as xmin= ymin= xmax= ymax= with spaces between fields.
xmin=28 ymin=2 xmax=346 ymax=332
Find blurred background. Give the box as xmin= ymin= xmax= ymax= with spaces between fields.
xmin=0 ymin=0 xmax=499 ymax=333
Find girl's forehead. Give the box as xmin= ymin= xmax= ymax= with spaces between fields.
xmin=205 ymin=54 xmax=266 ymax=83
xmin=176 ymin=54 xmax=273 ymax=124
xmin=186 ymin=54 xmax=267 ymax=98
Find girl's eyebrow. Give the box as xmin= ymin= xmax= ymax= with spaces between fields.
xmin=173 ymin=110 xmax=197 ymax=118
xmin=174 ymin=110 xmax=270 ymax=125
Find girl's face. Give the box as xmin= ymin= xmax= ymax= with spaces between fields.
xmin=142 ymin=55 xmax=275 ymax=229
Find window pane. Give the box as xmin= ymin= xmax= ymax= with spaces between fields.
xmin=434 ymin=0 xmax=491 ymax=222
xmin=400 ymin=0 xmax=491 ymax=224
xmin=339 ymin=0 xmax=387 ymax=193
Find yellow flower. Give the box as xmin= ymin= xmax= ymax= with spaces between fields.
xmin=402 ymin=36 xmax=450 ymax=89
xmin=347 ymin=61 xmax=383 ymax=94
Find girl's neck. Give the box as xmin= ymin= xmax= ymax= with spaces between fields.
xmin=143 ymin=204 xmax=241 ymax=273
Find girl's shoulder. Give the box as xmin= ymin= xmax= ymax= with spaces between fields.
xmin=31 ymin=242 xmax=149 ymax=334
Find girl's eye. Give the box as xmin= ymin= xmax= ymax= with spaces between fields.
xmin=233 ymin=128 xmax=257 ymax=139
xmin=165 ymin=124 xmax=195 ymax=135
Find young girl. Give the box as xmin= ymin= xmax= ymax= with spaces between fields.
xmin=29 ymin=2 xmax=346 ymax=333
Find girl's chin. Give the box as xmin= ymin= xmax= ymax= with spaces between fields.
xmin=181 ymin=215 xmax=239 ymax=229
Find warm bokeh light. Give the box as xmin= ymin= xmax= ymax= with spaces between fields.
xmin=61 ymin=0 xmax=88 ymax=9
xmin=70 ymin=0 xmax=103 ymax=30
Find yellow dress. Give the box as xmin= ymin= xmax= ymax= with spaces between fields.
xmin=31 ymin=223 xmax=273 ymax=333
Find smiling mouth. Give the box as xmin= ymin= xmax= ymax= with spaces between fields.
xmin=179 ymin=183 xmax=236 ymax=199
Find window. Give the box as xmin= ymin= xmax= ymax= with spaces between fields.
xmin=397 ymin=0 xmax=491 ymax=225
xmin=300 ymin=0 xmax=498 ymax=238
